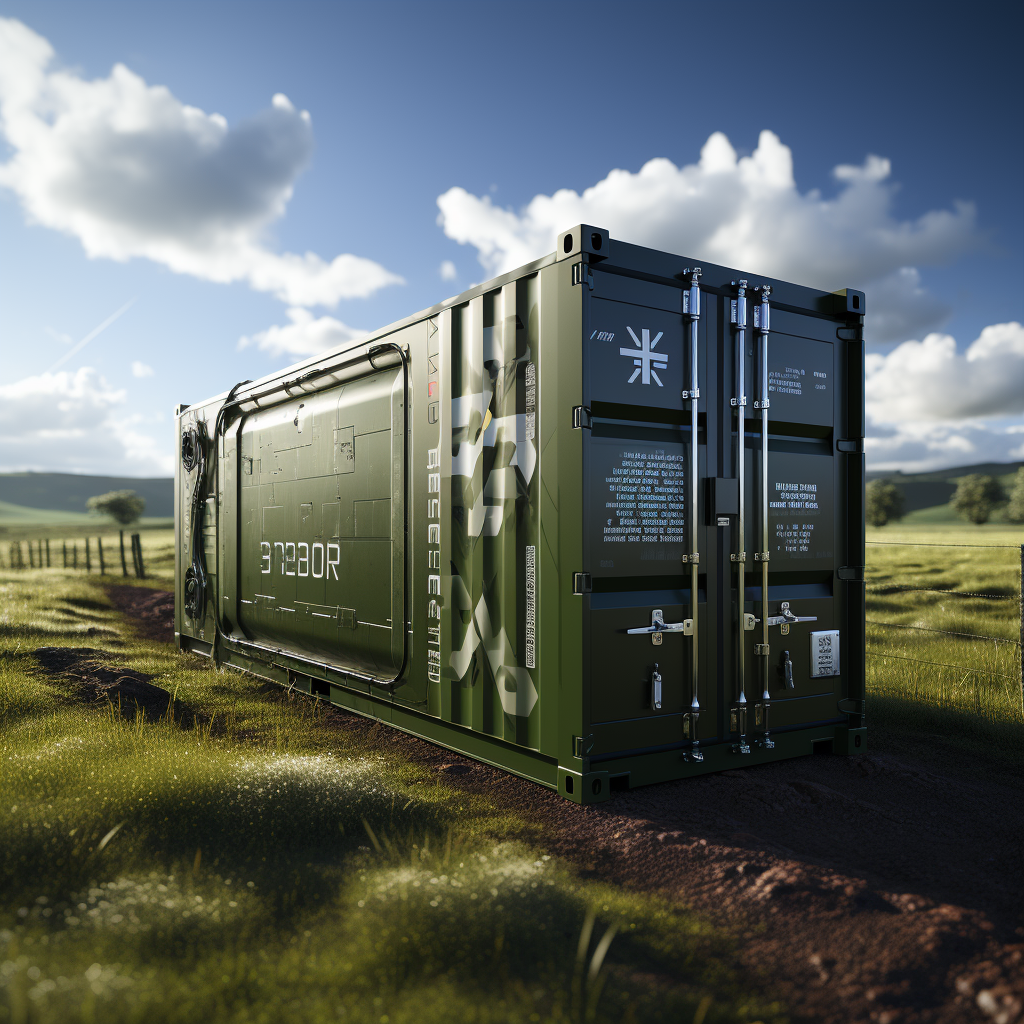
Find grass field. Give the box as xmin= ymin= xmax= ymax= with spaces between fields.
xmin=865 ymin=523 xmax=1024 ymax=759
xmin=0 ymin=554 xmax=784 ymax=1024
xmin=0 ymin=515 xmax=174 ymax=546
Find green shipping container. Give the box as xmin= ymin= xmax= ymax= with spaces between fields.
xmin=175 ymin=225 xmax=866 ymax=803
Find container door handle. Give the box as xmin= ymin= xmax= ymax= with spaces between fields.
xmin=626 ymin=608 xmax=693 ymax=635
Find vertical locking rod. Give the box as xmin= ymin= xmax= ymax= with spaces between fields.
xmin=756 ymin=286 xmax=774 ymax=749
xmin=683 ymin=268 xmax=703 ymax=760
xmin=731 ymin=281 xmax=749 ymax=753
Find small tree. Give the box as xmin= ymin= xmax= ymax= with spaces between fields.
xmin=951 ymin=474 xmax=1005 ymax=525
xmin=866 ymin=479 xmax=904 ymax=528
xmin=87 ymin=490 xmax=146 ymax=526
xmin=1005 ymin=467 xmax=1024 ymax=524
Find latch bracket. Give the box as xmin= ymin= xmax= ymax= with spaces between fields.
xmin=571 ymin=262 xmax=594 ymax=290
xmin=572 ymin=572 xmax=592 ymax=595
xmin=571 ymin=406 xmax=592 ymax=429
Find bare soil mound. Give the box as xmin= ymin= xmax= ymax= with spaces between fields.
xmin=33 ymin=645 xmax=191 ymax=724
xmin=105 ymin=585 xmax=175 ymax=641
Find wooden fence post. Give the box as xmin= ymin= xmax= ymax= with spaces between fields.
xmin=62 ymin=541 xmax=67 ymax=568
xmin=85 ymin=538 xmax=92 ymax=573
xmin=45 ymin=539 xmax=51 ymax=568
xmin=97 ymin=537 xmax=106 ymax=575
xmin=133 ymin=533 xmax=146 ymax=579
xmin=119 ymin=529 xmax=128 ymax=577
xmin=72 ymin=543 xmax=78 ymax=570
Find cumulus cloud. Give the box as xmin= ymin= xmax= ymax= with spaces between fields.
xmin=437 ymin=130 xmax=979 ymax=343
xmin=131 ymin=361 xmax=154 ymax=378
xmin=439 ymin=259 xmax=457 ymax=281
xmin=238 ymin=307 xmax=369 ymax=358
xmin=0 ymin=367 xmax=170 ymax=475
xmin=0 ymin=17 xmax=402 ymax=306
xmin=864 ymin=322 xmax=1024 ymax=471
xmin=866 ymin=322 xmax=1024 ymax=423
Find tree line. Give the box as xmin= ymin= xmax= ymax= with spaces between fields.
xmin=868 ymin=467 xmax=1024 ymax=527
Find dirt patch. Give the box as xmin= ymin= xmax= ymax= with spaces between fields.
xmin=105 ymin=585 xmax=175 ymax=642
xmin=308 ymin=706 xmax=1024 ymax=1024
xmin=33 ymin=646 xmax=191 ymax=724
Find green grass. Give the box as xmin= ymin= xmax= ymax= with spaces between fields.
xmin=866 ymin=523 xmax=1024 ymax=759
xmin=0 ymin=520 xmax=174 ymax=547
xmin=0 ymin=567 xmax=784 ymax=1024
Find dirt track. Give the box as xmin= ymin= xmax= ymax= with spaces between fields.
xmin=108 ymin=584 xmax=1024 ymax=1024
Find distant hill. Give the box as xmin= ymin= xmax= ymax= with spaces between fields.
xmin=0 ymin=473 xmax=173 ymax=518
xmin=866 ymin=460 xmax=1024 ymax=514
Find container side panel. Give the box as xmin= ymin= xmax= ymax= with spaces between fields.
xmin=448 ymin=287 xmax=542 ymax=745
xmin=237 ymin=365 xmax=405 ymax=679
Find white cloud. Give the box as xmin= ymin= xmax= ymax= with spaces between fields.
xmin=0 ymin=367 xmax=170 ymax=475
xmin=864 ymin=322 xmax=1024 ymax=472
xmin=439 ymin=259 xmax=457 ymax=281
xmin=866 ymin=322 xmax=1024 ymax=423
xmin=131 ymin=361 xmax=154 ymax=378
xmin=437 ymin=130 xmax=979 ymax=343
xmin=866 ymin=420 xmax=1024 ymax=474
xmin=0 ymin=17 xmax=402 ymax=306
xmin=238 ymin=307 xmax=369 ymax=358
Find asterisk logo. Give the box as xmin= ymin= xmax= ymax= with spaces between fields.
xmin=620 ymin=327 xmax=667 ymax=386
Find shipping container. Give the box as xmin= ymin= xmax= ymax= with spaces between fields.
xmin=175 ymin=225 xmax=866 ymax=803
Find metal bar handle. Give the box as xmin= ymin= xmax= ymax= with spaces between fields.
xmin=682 ymin=268 xmax=703 ymax=761
xmin=730 ymin=280 xmax=749 ymax=753
xmin=754 ymin=285 xmax=774 ymax=748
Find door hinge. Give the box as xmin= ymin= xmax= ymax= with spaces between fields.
xmin=572 ymin=572 xmax=592 ymax=595
xmin=572 ymin=262 xmax=594 ymax=290
xmin=572 ymin=734 xmax=594 ymax=758
xmin=572 ymin=406 xmax=592 ymax=429
xmin=837 ymin=566 xmax=865 ymax=581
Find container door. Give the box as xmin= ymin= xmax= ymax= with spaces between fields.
xmin=582 ymin=271 xmax=850 ymax=763
xmin=581 ymin=272 xmax=711 ymax=758
xmin=235 ymin=366 xmax=406 ymax=683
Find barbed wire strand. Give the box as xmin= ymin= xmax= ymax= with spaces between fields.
xmin=867 ymin=585 xmax=1015 ymax=600
xmin=867 ymin=651 xmax=1020 ymax=680
xmin=867 ymin=541 xmax=1022 ymax=549
xmin=867 ymin=620 xmax=1020 ymax=644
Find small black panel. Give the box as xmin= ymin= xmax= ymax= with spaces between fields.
xmin=767 ymin=452 xmax=835 ymax=570
xmin=705 ymin=477 xmax=738 ymax=522
xmin=767 ymin=334 xmax=834 ymax=427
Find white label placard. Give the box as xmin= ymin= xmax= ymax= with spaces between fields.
xmin=809 ymin=630 xmax=840 ymax=678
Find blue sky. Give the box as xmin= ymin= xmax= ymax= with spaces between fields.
xmin=1 ymin=1 xmax=1022 ymax=477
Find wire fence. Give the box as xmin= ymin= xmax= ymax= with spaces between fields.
xmin=866 ymin=540 xmax=1024 ymax=718
xmin=0 ymin=532 xmax=146 ymax=579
